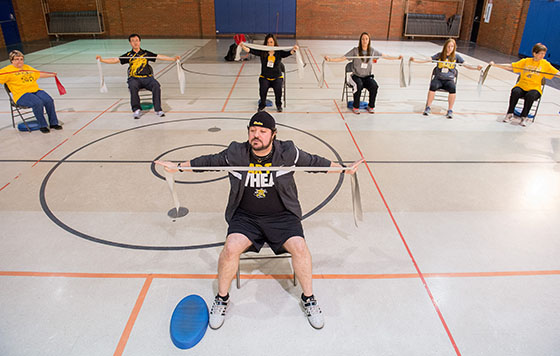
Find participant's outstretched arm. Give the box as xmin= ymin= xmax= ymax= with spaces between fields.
xmin=96 ymin=55 xmax=119 ymax=64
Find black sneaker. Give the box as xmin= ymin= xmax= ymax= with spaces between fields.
xmin=277 ymin=106 xmax=283 ymax=112
xmin=40 ymin=127 xmax=50 ymax=134
xmin=50 ymin=124 xmax=63 ymax=130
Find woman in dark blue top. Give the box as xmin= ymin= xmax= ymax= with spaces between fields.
xmin=241 ymin=34 xmax=298 ymax=112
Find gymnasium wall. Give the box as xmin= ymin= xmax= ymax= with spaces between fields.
xmin=7 ymin=0 xmax=530 ymax=56
xmin=474 ymin=0 xmax=531 ymax=55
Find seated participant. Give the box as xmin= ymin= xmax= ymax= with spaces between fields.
xmin=0 ymin=50 xmax=62 ymax=133
xmin=411 ymin=38 xmax=482 ymax=119
xmin=96 ymin=33 xmax=180 ymax=119
xmin=325 ymin=32 xmax=402 ymax=114
xmin=491 ymin=43 xmax=559 ymax=127
xmin=240 ymin=34 xmax=297 ymax=112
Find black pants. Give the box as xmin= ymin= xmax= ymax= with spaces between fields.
xmin=507 ymin=87 xmax=540 ymax=118
xmin=127 ymin=77 xmax=162 ymax=112
xmin=352 ymin=75 xmax=378 ymax=109
xmin=258 ymin=76 xmax=283 ymax=110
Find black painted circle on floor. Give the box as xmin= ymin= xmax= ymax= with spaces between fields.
xmin=40 ymin=117 xmax=344 ymax=251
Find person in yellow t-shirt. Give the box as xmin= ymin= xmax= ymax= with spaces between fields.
xmin=0 ymin=50 xmax=61 ymax=133
xmin=491 ymin=43 xmax=559 ymax=127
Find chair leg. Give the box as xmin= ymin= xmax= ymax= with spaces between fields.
xmin=293 ymin=272 xmax=297 ymax=286
xmin=236 ymin=262 xmax=241 ymax=289
xmin=15 ymin=107 xmax=31 ymax=132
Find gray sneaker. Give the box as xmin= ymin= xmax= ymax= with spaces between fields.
xmin=133 ymin=109 xmax=141 ymax=119
xmin=301 ymin=296 xmax=324 ymax=329
xmin=209 ymin=296 xmax=229 ymax=329
xmin=156 ymin=111 xmax=166 ymax=117
xmin=446 ymin=110 xmax=453 ymax=119
xmin=423 ymin=106 xmax=431 ymax=116
xmin=503 ymin=113 xmax=513 ymax=123
xmin=520 ymin=117 xmax=528 ymax=127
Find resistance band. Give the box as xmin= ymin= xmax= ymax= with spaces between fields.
xmin=235 ymin=42 xmax=305 ymax=79
xmin=161 ymin=164 xmax=363 ymax=226
xmin=0 ymin=70 xmax=66 ymax=95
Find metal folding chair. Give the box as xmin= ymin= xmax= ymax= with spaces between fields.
xmin=3 ymin=84 xmax=38 ymax=132
xmin=513 ymin=77 xmax=545 ymax=122
xmin=236 ymin=242 xmax=296 ymax=289
xmin=263 ymin=62 xmax=287 ymax=108
xmin=342 ymin=62 xmax=367 ymax=107
xmin=431 ymin=67 xmax=458 ymax=102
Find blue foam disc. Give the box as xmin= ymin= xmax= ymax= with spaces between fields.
xmin=347 ymin=100 xmax=368 ymax=109
xmin=258 ymin=99 xmax=273 ymax=107
xmin=513 ymin=108 xmax=534 ymax=119
xmin=170 ymin=294 xmax=209 ymax=349
xmin=17 ymin=120 xmax=41 ymax=131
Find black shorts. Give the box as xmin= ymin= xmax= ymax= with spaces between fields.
xmin=429 ymin=79 xmax=456 ymax=94
xmin=227 ymin=209 xmax=304 ymax=255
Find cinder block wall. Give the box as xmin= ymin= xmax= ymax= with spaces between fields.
xmin=7 ymin=0 xmax=530 ymax=56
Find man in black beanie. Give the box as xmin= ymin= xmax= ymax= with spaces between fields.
xmin=155 ymin=111 xmax=361 ymax=330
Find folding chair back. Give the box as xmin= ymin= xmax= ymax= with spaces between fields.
xmin=3 ymin=84 xmax=36 ymax=132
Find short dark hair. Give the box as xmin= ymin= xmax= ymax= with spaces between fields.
xmin=128 ymin=33 xmax=141 ymax=42
xmin=532 ymin=43 xmax=547 ymax=54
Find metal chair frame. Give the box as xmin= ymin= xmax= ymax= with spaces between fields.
xmin=431 ymin=66 xmax=459 ymax=102
xmin=342 ymin=62 xmax=367 ymax=105
xmin=236 ymin=243 xmax=296 ymax=289
xmin=513 ymin=77 xmax=545 ymax=122
xmin=4 ymin=84 xmax=39 ymax=132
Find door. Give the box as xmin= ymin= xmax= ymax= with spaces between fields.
xmin=0 ymin=0 xmax=22 ymax=46
xmin=215 ymin=0 xmax=296 ymax=35
xmin=470 ymin=0 xmax=485 ymax=42
xmin=519 ymin=0 xmax=560 ymax=65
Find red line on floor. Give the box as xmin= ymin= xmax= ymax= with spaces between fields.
xmin=113 ymin=276 xmax=153 ymax=356
xmin=73 ymin=99 xmax=122 ymax=136
xmin=222 ymin=61 xmax=245 ymax=112
xmin=333 ymin=99 xmax=462 ymax=356
xmin=31 ymin=138 xmax=69 ymax=167
xmin=0 ymin=182 xmax=10 ymax=192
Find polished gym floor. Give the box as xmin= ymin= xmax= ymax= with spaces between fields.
xmin=1 ymin=38 xmax=559 ymax=356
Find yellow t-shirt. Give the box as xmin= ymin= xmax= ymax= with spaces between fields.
xmin=0 ymin=64 xmax=41 ymax=103
xmin=512 ymin=58 xmax=558 ymax=94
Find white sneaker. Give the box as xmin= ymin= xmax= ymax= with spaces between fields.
xmin=209 ymin=296 xmax=229 ymax=329
xmin=503 ymin=113 xmax=513 ymax=123
xmin=133 ymin=109 xmax=141 ymax=119
xmin=301 ymin=295 xmax=324 ymax=329
xmin=520 ymin=117 xmax=528 ymax=127
xmin=156 ymin=111 xmax=166 ymax=117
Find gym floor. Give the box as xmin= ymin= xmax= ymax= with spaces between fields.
xmin=1 ymin=38 xmax=559 ymax=356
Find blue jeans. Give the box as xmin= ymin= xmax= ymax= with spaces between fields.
xmin=17 ymin=90 xmax=59 ymax=128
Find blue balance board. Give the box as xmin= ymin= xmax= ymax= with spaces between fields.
xmin=170 ymin=294 xmax=209 ymax=349
xmin=347 ymin=100 xmax=368 ymax=109
xmin=17 ymin=120 xmax=41 ymax=131
xmin=258 ymin=99 xmax=273 ymax=107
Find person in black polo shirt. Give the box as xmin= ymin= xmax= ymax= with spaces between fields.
xmin=155 ymin=111 xmax=362 ymax=330
xmin=96 ymin=34 xmax=180 ymax=119
xmin=240 ymin=34 xmax=298 ymax=112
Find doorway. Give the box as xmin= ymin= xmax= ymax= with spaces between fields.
xmin=470 ymin=0 xmax=485 ymax=42
xmin=0 ymin=0 xmax=22 ymax=46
